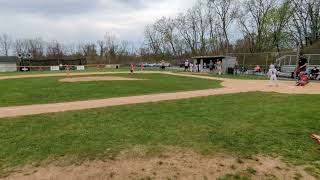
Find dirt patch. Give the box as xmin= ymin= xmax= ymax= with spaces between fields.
xmin=59 ymin=76 xmax=145 ymax=82
xmin=2 ymin=147 xmax=315 ymax=180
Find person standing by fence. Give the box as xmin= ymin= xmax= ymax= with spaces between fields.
xmin=209 ymin=60 xmax=214 ymax=73
xmin=130 ymin=63 xmax=135 ymax=73
xmin=217 ymin=60 xmax=222 ymax=75
xmin=184 ymin=60 xmax=189 ymax=72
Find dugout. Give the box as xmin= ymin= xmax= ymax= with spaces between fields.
xmin=191 ymin=56 xmax=237 ymax=73
xmin=0 ymin=56 xmax=18 ymax=72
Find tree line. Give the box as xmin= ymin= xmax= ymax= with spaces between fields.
xmin=0 ymin=0 xmax=319 ymax=64
xmin=0 ymin=33 xmax=138 ymax=64
xmin=144 ymin=0 xmax=320 ymax=60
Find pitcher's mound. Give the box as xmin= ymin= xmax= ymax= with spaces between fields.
xmin=60 ymin=76 xmax=145 ymax=82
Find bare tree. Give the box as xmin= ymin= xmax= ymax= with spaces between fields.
xmin=144 ymin=25 xmax=162 ymax=55
xmin=194 ymin=1 xmax=208 ymax=54
xmin=0 ymin=33 xmax=12 ymax=56
xmin=209 ymin=0 xmax=237 ymax=53
xmin=81 ymin=43 xmax=97 ymax=58
xmin=175 ymin=14 xmax=195 ymax=54
xmin=187 ymin=7 xmax=200 ymax=55
xmin=46 ymin=40 xmax=64 ymax=61
xmin=308 ymin=0 xmax=320 ymax=43
xmin=97 ymin=40 xmax=105 ymax=57
xmin=291 ymin=0 xmax=310 ymax=48
xmin=104 ymin=32 xmax=119 ymax=64
xmin=206 ymin=1 xmax=219 ymax=54
xmin=154 ymin=17 xmax=178 ymax=56
xmin=239 ymin=0 xmax=276 ymax=52
xmin=27 ymin=38 xmax=45 ymax=58
xmin=268 ymin=0 xmax=292 ymax=53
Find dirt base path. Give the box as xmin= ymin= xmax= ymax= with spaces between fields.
xmin=59 ymin=76 xmax=145 ymax=82
xmin=0 ymin=72 xmax=130 ymax=80
xmin=1 ymin=72 xmax=320 ymax=119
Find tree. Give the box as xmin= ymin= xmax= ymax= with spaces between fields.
xmin=239 ymin=0 xmax=276 ymax=52
xmin=0 ymin=33 xmax=12 ymax=56
xmin=97 ymin=40 xmax=105 ymax=57
xmin=144 ymin=25 xmax=162 ymax=55
xmin=175 ymin=14 xmax=196 ymax=55
xmin=268 ymin=0 xmax=292 ymax=53
xmin=46 ymin=40 xmax=64 ymax=61
xmin=308 ymin=0 xmax=320 ymax=43
xmin=27 ymin=38 xmax=45 ymax=58
xmin=209 ymin=0 xmax=237 ymax=53
xmin=104 ymin=32 xmax=119 ymax=64
xmin=154 ymin=17 xmax=178 ymax=56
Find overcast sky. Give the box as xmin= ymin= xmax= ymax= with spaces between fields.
xmin=0 ymin=0 xmax=197 ymax=45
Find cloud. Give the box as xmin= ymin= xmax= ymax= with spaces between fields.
xmin=0 ymin=0 xmax=197 ymax=45
xmin=0 ymin=0 xmax=150 ymax=16
xmin=0 ymin=0 xmax=100 ymax=15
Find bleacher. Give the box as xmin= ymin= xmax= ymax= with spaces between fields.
xmin=276 ymin=54 xmax=320 ymax=78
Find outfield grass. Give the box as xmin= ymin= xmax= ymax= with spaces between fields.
xmin=0 ymin=67 xmax=182 ymax=76
xmin=1 ymin=92 xmax=320 ymax=175
xmin=0 ymin=73 xmax=220 ymax=107
xmin=0 ymin=67 xmax=129 ymax=76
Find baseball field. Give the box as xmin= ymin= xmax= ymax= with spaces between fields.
xmin=1 ymin=70 xmax=320 ymax=180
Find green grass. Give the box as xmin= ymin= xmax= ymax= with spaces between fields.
xmin=0 ymin=73 xmax=220 ymax=107
xmin=0 ymin=67 xmax=130 ymax=76
xmin=1 ymin=92 xmax=320 ymax=175
xmin=0 ymin=67 xmax=182 ymax=76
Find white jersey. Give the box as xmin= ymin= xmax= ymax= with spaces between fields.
xmin=268 ymin=68 xmax=277 ymax=76
xmin=268 ymin=65 xmax=278 ymax=86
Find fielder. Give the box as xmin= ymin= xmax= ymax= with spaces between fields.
xmin=268 ymin=64 xmax=278 ymax=86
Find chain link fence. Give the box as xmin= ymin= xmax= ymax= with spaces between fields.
xmin=226 ymin=52 xmax=297 ymax=72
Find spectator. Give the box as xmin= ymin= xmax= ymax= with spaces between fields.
xmin=198 ymin=63 xmax=203 ymax=72
xmin=184 ymin=60 xmax=189 ymax=72
xmin=234 ymin=64 xmax=239 ymax=75
xmin=240 ymin=66 xmax=247 ymax=75
xmin=190 ymin=63 xmax=194 ymax=72
xmin=254 ymin=65 xmax=261 ymax=73
xmin=161 ymin=60 xmax=166 ymax=70
xmin=209 ymin=60 xmax=214 ymax=72
xmin=311 ymin=67 xmax=319 ymax=80
xmin=217 ymin=60 xmax=222 ymax=75
xmin=130 ymin=63 xmax=134 ymax=73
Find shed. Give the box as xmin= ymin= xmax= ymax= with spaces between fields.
xmin=191 ymin=55 xmax=237 ymax=73
xmin=0 ymin=56 xmax=18 ymax=72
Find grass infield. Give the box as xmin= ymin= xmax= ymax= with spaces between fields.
xmin=0 ymin=73 xmax=220 ymax=107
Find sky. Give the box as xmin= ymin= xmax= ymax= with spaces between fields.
xmin=0 ymin=0 xmax=198 ymax=46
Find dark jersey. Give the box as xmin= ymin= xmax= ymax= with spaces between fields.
xmin=298 ymin=57 xmax=308 ymax=71
xmin=311 ymin=69 xmax=319 ymax=74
